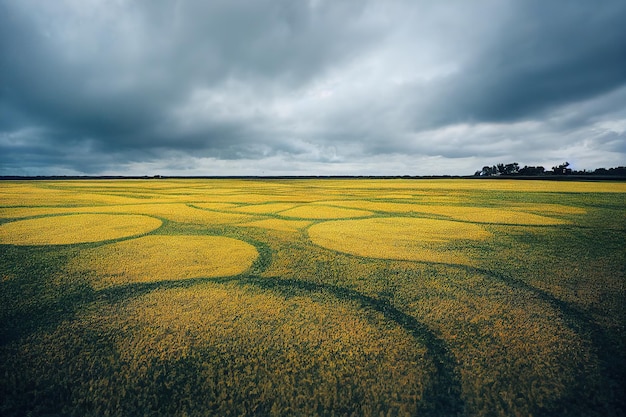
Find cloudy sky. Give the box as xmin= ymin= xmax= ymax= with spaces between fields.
xmin=1 ymin=0 xmax=625 ymax=176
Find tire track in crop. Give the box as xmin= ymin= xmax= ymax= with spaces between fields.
xmin=442 ymin=261 xmax=625 ymax=414
xmin=93 ymin=275 xmax=465 ymax=416
xmin=1 ymin=231 xmax=271 ymax=345
xmin=0 ymin=227 xmax=461 ymax=416
xmin=244 ymin=276 xmax=465 ymax=417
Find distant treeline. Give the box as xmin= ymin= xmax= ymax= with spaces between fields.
xmin=1 ymin=167 xmax=625 ymax=181
xmin=474 ymin=162 xmax=626 ymax=177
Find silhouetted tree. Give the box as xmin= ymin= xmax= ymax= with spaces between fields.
xmin=504 ymin=163 xmax=519 ymax=175
xmin=519 ymin=165 xmax=545 ymax=176
xmin=607 ymin=166 xmax=626 ymax=175
xmin=552 ymin=162 xmax=571 ymax=175
xmin=476 ymin=166 xmax=498 ymax=176
xmin=478 ymin=162 xmax=519 ymax=176
xmin=473 ymin=162 xmax=625 ymax=177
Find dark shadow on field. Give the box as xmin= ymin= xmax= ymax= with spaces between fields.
xmin=4 ymin=235 xmax=621 ymax=415
xmin=91 ymin=275 xmax=466 ymax=417
xmin=0 ymin=246 xmax=465 ymax=417
xmin=244 ymin=276 xmax=465 ymax=417
xmin=452 ymin=262 xmax=626 ymax=415
xmin=0 ymin=284 xmax=95 ymax=346
xmin=0 ymin=245 xmax=96 ymax=346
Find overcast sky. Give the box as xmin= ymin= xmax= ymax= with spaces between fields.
xmin=1 ymin=0 xmax=625 ymax=176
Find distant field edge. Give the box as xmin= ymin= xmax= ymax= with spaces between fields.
xmin=1 ymin=175 xmax=625 ymax=181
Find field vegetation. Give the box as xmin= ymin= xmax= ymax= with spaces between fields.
xmin=0 ymin=179 xmax=624 ymax=416
xmin=71 ymin=235 xmax=258 ymax=288
xmin=0 ymin=214 xmax=162 ymax=245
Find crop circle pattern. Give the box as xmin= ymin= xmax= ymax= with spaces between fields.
xmin=308 ymin=217 xmax=490 ymax=264
xmin=74 ymin=235 xmax=259 ymax=285
xmin=0 ymin=214 xmax=162 ymax=245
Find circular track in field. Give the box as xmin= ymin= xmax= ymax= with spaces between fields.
xmin=308 ymin=217 xmax=490 ymax=265
xmin=0 ymin=214 xmax=162 ymax=245
xmin=278 ymin=205 xmax=373 ymax=219
xmin=73 ymin=235 xmax=259 ymax=285
xmin=26 ymin=282 xmax=432 ymax=415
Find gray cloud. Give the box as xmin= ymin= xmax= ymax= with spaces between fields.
xmin=425 ymin=0 xmax=626 ymax=125
xmin=1 ymin=0 xmax=625 ymax=176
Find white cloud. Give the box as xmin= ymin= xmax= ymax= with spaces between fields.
xmin=1 ymin=0 xmax=625 ymax=175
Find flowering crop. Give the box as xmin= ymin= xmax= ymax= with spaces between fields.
xmin=71 ymin=235 xmax=258 ymax=287
xmin=238 ymin=218 xmax=312 ymax=232
xmin=278 ymin=204 xmax=373 ymax=219
xmin=0 ymin=178 xmax=624 ymax=417
xmin=311 ymin=201 xmax=570 ymax=225
xmin=0 ymin=214 xmax=161 ymax=245
xmin=308 ymin=217 xmax=491 ymax=265
xmin=230 ymin=203 xmax=298 ymax=214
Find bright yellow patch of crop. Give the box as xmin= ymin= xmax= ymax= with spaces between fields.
xmin=318 ymin=200 xmax=421 ymax=213
xmin=239 ymin=218 xmax=312 ymax=232
xmin=231 ymin=203 xmax=298 ymax=214
xmin=414 ymin=196 xmax=466 ymax=204
xmin=419 ymin=206 xmax=568 ymax=225
xmin=0 ymin=207 xmax=71 ymax=219
xmin=374 ymin=193 xmax=415 ymax=199
xmin=0 ymin=214 xmax=161 ymax=245
xmin=279 ymin=205 xmax=373 ymax=219
xmin=311 ymin=179 xmax=626 ymax=193
xmin=0 ymin=183 xmax=150 ymax=206
xmin=21 ymin=282 xmax=429 ymax=415
xmin=108 ymin=204 xmax=254 ymax=225
xmin=207 ymin=193 xmax=312 ymax=204
xmin=0 ymin=204 xmax=254 ymax=225
xmin=191 ymin=202 xmax=240 ymax=210
xmin=342 ymin=179 xmax=626 ymax=193
xmin=49 ymin=180 xmax=173 ymax=189
xmin=71 ymin=235 xmax=258 ymax=286
xmin=308 ymin=217 xmax=490 ymax=265
xmin=510 ymin=203 xmax=587 ymax=215
xmin=466 ymin=179 xmax=626 ymax=193
xmin=319 ymin=201 xmax=568 ymax=224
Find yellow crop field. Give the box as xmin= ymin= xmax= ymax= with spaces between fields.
xmin=0 ymin=178 xmax=624 ymax=417
xmin=0 ymin=214 xmax=161 ymax=245
xmin=239 ymin=218 xmax=312 ymax=232
xmin=413 ymin=206 xmax=568 ymax=225
xmin=230 ymin=202 xmax=298 ymax=214
xmin=278 ymin=204 xmax=374 ymax=219
xmin=308 ymin=217 xmax=490 ymax=265
xmin=0 ymin=203 xmax=255 ymax=226
xmin=316 ymin=200 xmax=571 ymax=224
xmin=70 ymin=235 xmax=258 ymax=287
xmin=509 ymin=203 xmax=587 ymax=215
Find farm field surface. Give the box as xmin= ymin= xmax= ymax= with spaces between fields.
xmin=0 ymin=178 xmax=624 ymax=416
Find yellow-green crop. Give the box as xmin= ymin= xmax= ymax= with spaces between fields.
xmin=278 ymin=204 xmax=373 ymax=219
xmin=308 ymin=217 xmax=491 ymax=265
xmin=0 ymin=214 xmax=161 ymax=245
xmin=71 ymin=235 xmax=258 ymax=287
xmin=0 ymin=178 xmax=624 ymax=417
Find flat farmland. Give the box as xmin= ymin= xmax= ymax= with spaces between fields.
xmin=0 ymin=179 xmax=624 ymax=416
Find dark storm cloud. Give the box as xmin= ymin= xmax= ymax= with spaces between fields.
xmin=1 ymin=1 xmax=378 ymax=165
xmin=422 ymin=0 xmax=626 ymax=126
xmin=1 ymin=0 xmax=625 ymax=175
